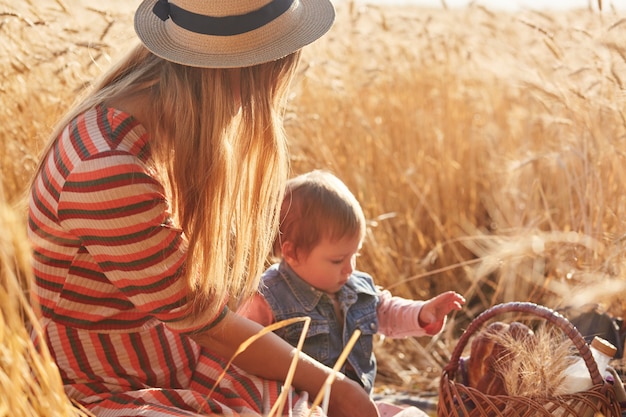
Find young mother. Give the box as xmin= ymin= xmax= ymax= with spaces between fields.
xmin=27 ymin=0 xmax=379 ymax=415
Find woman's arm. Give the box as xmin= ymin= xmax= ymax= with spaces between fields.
xmin=237 ymin=292 xmax=276 ymax=326
xmin=189 ymin=309 xmax=380 ymax=417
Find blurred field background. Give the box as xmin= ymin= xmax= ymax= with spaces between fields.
xmin=1 ymin=0 xmax=626 ymax=399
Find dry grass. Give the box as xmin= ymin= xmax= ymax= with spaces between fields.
xmin=1 ymin=0 xmax=625 ymax=401
xmin=0 ymin=0 xmax=137 ymax=201
xmin=286 ymin=2 xmax=626 ymax=389
xmin=491 ymin=324 xmax=573 ymax=398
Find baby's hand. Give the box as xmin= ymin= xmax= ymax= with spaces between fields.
xmin=418 ymin=291 xmax=465 ymax=334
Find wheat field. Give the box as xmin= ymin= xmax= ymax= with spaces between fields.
xmin=1 ymin=0 xmax=625 ymax=401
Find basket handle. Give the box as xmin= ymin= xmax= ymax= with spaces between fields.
xmin=443 ymin=301 xmax=604 ymax=386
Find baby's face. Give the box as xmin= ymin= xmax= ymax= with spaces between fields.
xmin=289 ymin=233 xmax=362 ymax=294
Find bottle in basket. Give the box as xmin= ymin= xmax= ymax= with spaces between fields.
xmin=559 ymin=336 xmax=617 ymax=394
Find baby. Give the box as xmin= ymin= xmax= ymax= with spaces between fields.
xmin=239 ymin=170 xmax=465 ymax=415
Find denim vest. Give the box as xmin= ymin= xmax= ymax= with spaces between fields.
xmin=260 ymin=261 xmax=380 ymax=394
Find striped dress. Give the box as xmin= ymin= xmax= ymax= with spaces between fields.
xmin=28 ymin=105 xmax=319 ymax=416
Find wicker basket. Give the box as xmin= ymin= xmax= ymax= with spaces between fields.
xmin=437 ymin=302 xmax=622 ymax=417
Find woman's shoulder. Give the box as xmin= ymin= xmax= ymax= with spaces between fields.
xmin=66 ymin=104 xmax=149 ymax=160
xmin=94 ymin=103 xmax=147 ymax=145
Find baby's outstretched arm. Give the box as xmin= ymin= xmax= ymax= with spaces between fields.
xmin=418 ymin=291 xmax=465 ymax=334
xmin=377 ymin=289 xmax=465 ymax=337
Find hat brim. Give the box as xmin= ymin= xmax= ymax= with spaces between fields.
xmin=134 ymin=0 xmax=335 ymax=68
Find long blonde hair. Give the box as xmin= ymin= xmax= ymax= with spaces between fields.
xmin=32 ymin=43 xmax=301 ymax=320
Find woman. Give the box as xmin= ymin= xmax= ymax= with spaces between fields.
xmin=27 ymin=0 xmax=380 ymax=416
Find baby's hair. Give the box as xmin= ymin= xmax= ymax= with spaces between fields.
xmin=274 ymin=170 xmax=366 ymax=259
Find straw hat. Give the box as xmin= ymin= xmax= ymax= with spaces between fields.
xmin=134 ymin=0 xmax=336 ymax=68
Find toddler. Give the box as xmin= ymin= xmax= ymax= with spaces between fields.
xmin=239 ymin=170 xmax=465 ymax=414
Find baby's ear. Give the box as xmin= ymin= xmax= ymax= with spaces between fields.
xmin=281 ymin=241 xmax=298 ymax=264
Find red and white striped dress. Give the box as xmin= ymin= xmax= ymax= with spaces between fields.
xmin=28 ymin=105 xmax=316 ymax=416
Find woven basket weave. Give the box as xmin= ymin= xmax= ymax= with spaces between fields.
xmin=437 ymin=302 xmax=621 ymax=417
